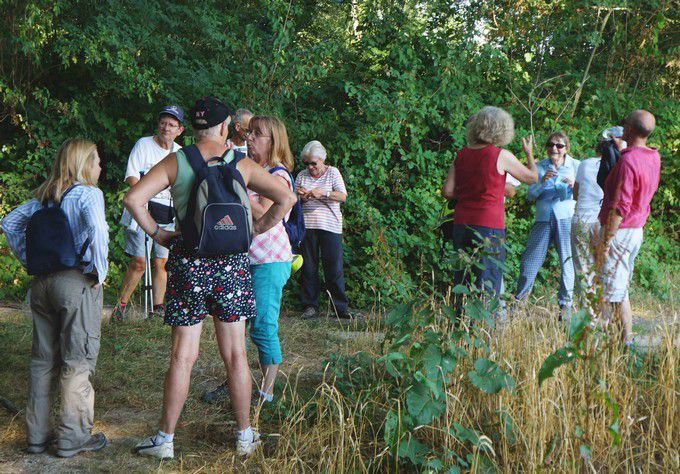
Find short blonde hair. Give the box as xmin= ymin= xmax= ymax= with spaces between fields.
xmin=300 ymin=140 xmax=327 ymax=162
xmin=466 ymin=106 xmax=515 ymax=146
xmin=34 ymin=139 xmax=99 ymax=203
xmin=249 ymin=115 xmax=294 ymax=171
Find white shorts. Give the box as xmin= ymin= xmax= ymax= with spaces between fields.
xmin=602 ymin=228 xmax=643 ymax=303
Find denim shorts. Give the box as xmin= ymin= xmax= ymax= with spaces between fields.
xmin=124 ymin=223 xmax=174 ymax=259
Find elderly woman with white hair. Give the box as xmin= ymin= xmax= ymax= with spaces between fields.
xmin=442 ymin=106 xmax=538 ymax=299
xmin=295 ymin=140 xmax=350 ymax=319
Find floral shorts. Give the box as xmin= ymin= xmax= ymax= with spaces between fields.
xmin=165 ymin=237 xmax=257 ymax=327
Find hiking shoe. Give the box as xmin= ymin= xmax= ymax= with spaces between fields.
xmin=301 ymin=306 xmax=318 ymax=320
xmin=134 ymin=435 xmax=174 ymax=460
xmin=201 ymin=382 xmax=229 ymax=404
xmin=56 ymin=433 xmax=107 ymax=458
xmin=111 ymin=302 xmax=128 ymax=322
xmin=236 ymin=429 xmax=261 ymax=457
xmin=27 ymin=436 xmax=55 ymax=454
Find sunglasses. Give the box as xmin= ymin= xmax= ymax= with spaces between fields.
xmin=303 ymin=160 xmax=319 ymax=166
xmin=546 ymin=142 xmax=566 ymax=149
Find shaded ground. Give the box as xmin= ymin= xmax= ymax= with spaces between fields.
xmin=0 ymin=299 xmax=676 ymax=472
xmin=0 ymin=306 xmax=378 ymax=473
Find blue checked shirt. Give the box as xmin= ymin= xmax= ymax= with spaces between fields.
xmin=527 ymin=156 xmax=581 ymax=222
xmin=1 ymin=184 xmax=109 ymax=284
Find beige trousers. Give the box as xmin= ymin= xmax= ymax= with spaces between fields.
xmin=26 ymin=269 xmax=103 ymax=450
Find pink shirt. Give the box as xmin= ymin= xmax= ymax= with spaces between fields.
xmin=598 ymin=146 xmax=660 ymax=229
xmin=248 ymin=168 xmax=293 ymax=265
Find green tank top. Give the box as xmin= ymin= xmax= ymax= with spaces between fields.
xmin=171 ymin=147 xmax=235 ymax=229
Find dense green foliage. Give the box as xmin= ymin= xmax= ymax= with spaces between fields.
xmin=1 ymin=0 xmax=678 ymax=304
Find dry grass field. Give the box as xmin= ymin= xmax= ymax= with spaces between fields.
xmin=0 ymin=295 xmax=677 ymax=473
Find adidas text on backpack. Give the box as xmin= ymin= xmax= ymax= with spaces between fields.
xmin=181 ymin=145 xmax=252 ymax=257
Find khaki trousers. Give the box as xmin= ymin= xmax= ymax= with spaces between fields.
xmin=27 ymin=269 xmax=103 ymax=450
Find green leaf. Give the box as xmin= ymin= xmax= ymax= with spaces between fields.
xmin=468 ymin=358 xmax=515 ymax=394
xmin=386 ymin=303 xmax=412 ymax=326
xmin=538 ymin=347 xmax=578 ymax=386
xmin=406 ymin=381 xmax=446 ymax=424
xmin=568 ymin=309 xmax=590 ymax=343
xmin=397 ymin=434 xmax=429 ymax=466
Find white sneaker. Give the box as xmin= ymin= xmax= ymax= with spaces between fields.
xmin=236 ymin=430 xmax=261 ymax=456
xmin=134 ymin=435 xmax=174 ymax=460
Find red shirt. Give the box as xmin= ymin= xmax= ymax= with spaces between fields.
xmin=598 ymin=146 xmax=661 ymax=228
xmin=453 ymin=145 xmax=506 ymax=229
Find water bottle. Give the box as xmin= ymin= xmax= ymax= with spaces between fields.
xmin=602 ymin=126 xmax=624 ymax=139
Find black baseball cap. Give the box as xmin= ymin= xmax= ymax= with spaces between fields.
xmin=190 ymin=96 xmax=234 ymax=130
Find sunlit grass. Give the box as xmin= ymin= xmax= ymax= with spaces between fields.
xmin=0 ymin=296 xmax=677 ymax=472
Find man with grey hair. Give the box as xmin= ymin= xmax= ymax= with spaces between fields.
xmin=227 ymin=108 xmax=252 ymax=154
xmin=597 ymin=109 xmax=660 ymax=345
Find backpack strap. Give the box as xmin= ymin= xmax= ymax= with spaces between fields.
xmin=183 ymin=144 xmax=208 ymax=175
xmin=268 ymin=166 xmax=295 ymax=191
xmin=57 ymin=183 xmax=90 ymax=262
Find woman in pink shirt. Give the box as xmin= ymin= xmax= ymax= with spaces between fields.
xmin=202 ymin=116 xmax=294 ymax=406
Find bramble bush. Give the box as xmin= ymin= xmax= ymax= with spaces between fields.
xmin=0 ymin=0 xmax=678 ymax=305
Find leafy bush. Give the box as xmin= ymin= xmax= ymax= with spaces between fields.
xmin=0 ymin=0 xmax=677 ymax=304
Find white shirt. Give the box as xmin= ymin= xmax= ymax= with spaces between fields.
xmin=573 ymin=157 xmax=603 ymax=223
xmin=121 ymin=136 xmax=180 ymax=229
xmin=227 ymin=139 xmax=247 ymax=155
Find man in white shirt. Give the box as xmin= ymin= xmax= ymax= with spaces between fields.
xmin=112 ymin=106 xmax=184 ymax=320
xmin=226 ymin=108 xmax=252 ymax=154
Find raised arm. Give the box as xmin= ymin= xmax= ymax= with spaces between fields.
xmin=498 ymin=139 xmax=538 ymax=185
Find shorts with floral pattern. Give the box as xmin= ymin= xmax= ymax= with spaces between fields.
xmin=165 ymin=237 xmax=257 ymax=326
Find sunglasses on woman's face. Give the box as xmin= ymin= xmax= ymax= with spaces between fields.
xmin=546 ymin=142 xmax=566 ymax=149
xmin=303 ymin=160 xmax=319 ymax=167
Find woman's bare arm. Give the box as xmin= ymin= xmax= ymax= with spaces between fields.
xmin=239 ymin=159 xmax=296 ymax=235
xmin=442 ymin=162 xmax=456 ymax=199
xmin=499 ymin=144 xmax=538 ymax=184
xmin=250 ymin=175 xmax=290 ymax=220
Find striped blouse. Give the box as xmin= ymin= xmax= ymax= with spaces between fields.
xmin=295 ymin=166 xmax=347 ymax=234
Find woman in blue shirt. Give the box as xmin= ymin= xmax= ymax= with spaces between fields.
xmin=515 ymin=131 xmax=580 ymax=320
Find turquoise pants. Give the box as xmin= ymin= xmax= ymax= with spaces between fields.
xmin=249 ymin=261 xmax=291 ymax=366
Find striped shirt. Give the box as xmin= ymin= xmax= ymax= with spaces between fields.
xmin=1 ymin=184 xmax=109 ymax=284
xmin=295 ymin=166 xmax=347 ymax=234
xmin=248 ymin=168 xmax=293 ymax=265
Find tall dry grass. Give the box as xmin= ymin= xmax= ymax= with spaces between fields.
xmin=251 ymin=307 xmax=678 ymax=472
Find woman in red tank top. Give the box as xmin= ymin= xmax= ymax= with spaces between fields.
xmin=442 ymin=106 xmax=538 ymax=300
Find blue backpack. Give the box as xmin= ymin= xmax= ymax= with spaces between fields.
xmin=26 ymin=185 xmax=90 ymax=276
xmin=269 ymin=166 xmax=306 ymax=252
xmin=181 ymin=145 xmax=252 ymax=257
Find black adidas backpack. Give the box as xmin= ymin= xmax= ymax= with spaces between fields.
xmin=268 ymin=166 xmax=306 ymax=252
xmin=181 ymin=145 xmax=252 ymax=257
xmin=26 ymin=184 xmax=90 ymax=276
